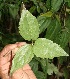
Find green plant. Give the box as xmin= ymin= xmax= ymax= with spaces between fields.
xmin=0 ymin=0 xmax=70 ymax=79
xmin=10 ymin=6 xmax=68 ymax=78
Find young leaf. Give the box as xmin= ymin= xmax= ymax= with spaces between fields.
xmin=33 ymin=38 xmax=68 ymax=59
xmin=51 ymin=0 xmax=63 ymax=12
xmin=10 ymin=44 xmax=34 ymax=74
xmin=19 ymin=9 xmax=39 ymax=41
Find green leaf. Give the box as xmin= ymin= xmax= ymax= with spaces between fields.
xmin=29 ymin=6 xmax=36 ymax=13
xmin=9 ymin=4 xmax=19 ymax=18
xmin=33 ymin=38 xmax=68 ymax=59
xmin=45 ymin=18 xmax=61 ymax=42
xmin=65 ymin=16 xmax=70 ymax=35
xmin=47 ymin=63 xmax=58 ymax=75
xmin=51 ymin=0 xmax=63 ymax=12
xmin=59 ymin=17 xmax=70 ymax=48
xmin=59 ymin=30 xmax=69 ymax=48
xmin=40 ymin=59 xmax=47 ymax=73
xmin=63 ymin=67 xmax=69 ymax=79
xmin=19 ymin=9 xmax=39 ymax=41
xmin=64 ymin=0 xmax=70 ymax=7
xmin=37 ymin=16 xmax=51 ymax=34
xmin=0 ymin=3 xmax=4 ymax=10
xmin=29 ymin=59 xmax=38 ymax=73
xmin=39 ymin=2 xmax=47 ymax=13
xmin=41 ymin=11 xmax=53 ymax=17
xmin=35 ymin=71 xmax=46 ymax=79
xmin=10 ymin=44 xmax=34 ymax=74
xmin=46 ymin=0 xmax=51 ymax=10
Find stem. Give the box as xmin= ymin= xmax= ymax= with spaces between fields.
xmin=63 ymin=3 xmax=66 ymax=27
xmin=45 ymin=59 xmax=48 ymax=79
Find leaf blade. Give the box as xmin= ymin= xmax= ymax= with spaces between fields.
xmin=51 ymin=0 xmax=63 ymax=12
xmin=19 ymin=9 xmax=39 ymax=41
xmin=33 ymin=38 xmax=68 ymax=59
xmin=10 ymin=44 xmax=34 ymax=74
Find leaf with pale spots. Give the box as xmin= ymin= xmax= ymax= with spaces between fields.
xmin=33 ymin=38 xmax=69 ymax=59
xmin=19 ymin=9 xmax=39 ymax=41
xmin=10 ymin=44 xmax=34 ymax=74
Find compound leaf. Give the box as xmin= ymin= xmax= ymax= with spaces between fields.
xmin=10 ymin=44 xmax=34 ymax=74
xmin=33 ymin=38 xmax=68 ymax=59
xmin=19 ymin=9 xmax=39 ymax=41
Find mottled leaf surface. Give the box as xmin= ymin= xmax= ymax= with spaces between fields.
xmin=10 ymin=44 xmax=34 ymax=74
xmin=19 ymin=9 xmax=39 ymax=41
xmin=33 ymin=38 xmax=68 ymax=59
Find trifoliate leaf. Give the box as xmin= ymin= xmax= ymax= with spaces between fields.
xmin=19 ymin=9 xmax=39 ymax=41
xmin=10 ymin=44 xmax=34 ymax=74
xmin=33 ymin=38 xmax=69 ymax=59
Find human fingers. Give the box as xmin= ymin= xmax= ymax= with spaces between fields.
xmin=12 ymin=42 xmax=26 ymax=56
xmin=11 ymin=68 xmax=29 ymax=79
xmin=22 ymin=64 xmax=31 ymax=70
xmin=0 ymin=43 xmax=19 ymax=78
xmin=12 ymin=65 xmax=37 ymax=79
xmin=0 ymin=54 xmax=11 ymax=78
xmin=24 ymin=69 xmax=37 ymax=79
xmin=0 ymin=42 xmax=26 ymax=64
xmin=22 ymin=64 xmax=37 ymax=79
xmin=0 ymin=54 xmax=11 ymax=66
xmin=11 ymin=64 xmax=31 ymax=79
xmin=0 ymin=62 xmax=10 ymax=72
xmin=16 ymin=42 xmax=26 ymax=47
xmin=0 ymin=62 xmax=10 ymax=79
xmin=0 ymin=44 xmax=17 ymax=57
xmin=0 ymin=42 xmax=26 ymax=69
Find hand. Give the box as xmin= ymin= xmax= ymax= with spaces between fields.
xmin=0 ymin=42 xmax=37 ymax=79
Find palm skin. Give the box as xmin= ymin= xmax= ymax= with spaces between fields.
xmin=0 ymin=42 xmax=37 ymax=79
